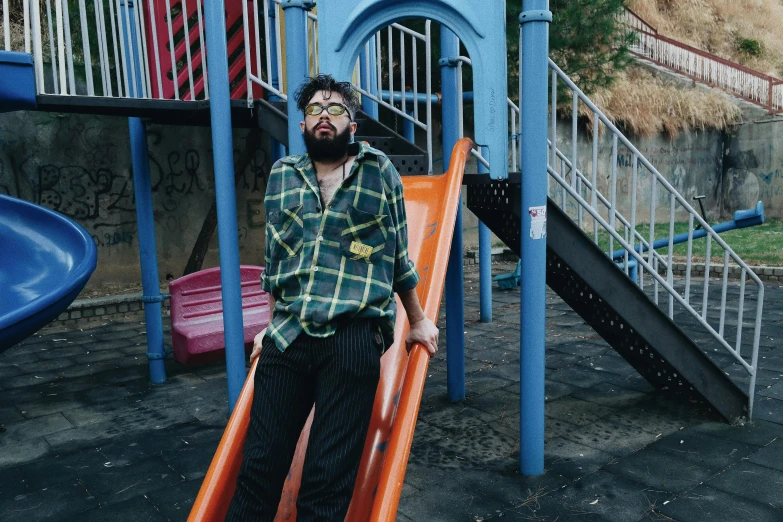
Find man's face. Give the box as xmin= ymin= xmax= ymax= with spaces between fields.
xmin=300 ymin=90 xmax=357 ymax=162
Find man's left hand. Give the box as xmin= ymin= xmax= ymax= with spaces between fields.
xmin=406 ymin=318 xmax=439 ymax=356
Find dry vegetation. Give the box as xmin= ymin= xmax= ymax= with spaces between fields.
xmin=590 ymin=0 xmax=783 ymax=137
xmin=628 ymin=0 xmax=783 ymax=78
xmin=586 ymin=66 xmax=742 ymax=138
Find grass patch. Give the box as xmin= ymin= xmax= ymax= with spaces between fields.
xmin=592 ymin=218 xmax=783 ymax=266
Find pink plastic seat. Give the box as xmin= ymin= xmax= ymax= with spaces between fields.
xmin=169 ymin=266 xmax=270 ymax=365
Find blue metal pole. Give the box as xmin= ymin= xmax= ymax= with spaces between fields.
xmin=379 ymin=90 xmax=468 ymax=105
xmin=120 ymin=0 xmax=165 ymax=383
xmin=282 ymin=0 xmax=314 ymax=156
xmin=360 ymin=35 xmax=379 ymax=119
xmin=268 ymin=0 xmax=286 ymax=160
xmin=519 ymin=1 xmax=552 ymax=476
xmin=204 ymin=0 xmax=245 ymax=412
xmin=128 ymin=121 xmax=166 ymax=384
xmin=478 ymin=147 xmax=492 ymax=323
xmin=403 ymin=105 xmax=415 ymax=143
xmin=440 ymin=27 xmax=464 ymax=402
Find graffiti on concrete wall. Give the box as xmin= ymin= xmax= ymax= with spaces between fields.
xmin=0 ymin=111 xmax=272 ymax=289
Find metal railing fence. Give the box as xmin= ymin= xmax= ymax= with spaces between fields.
xmin=621 ymin=7 xmax=783 ymax=114
xmin=547 ymin=59 xmax=764 ymax=416
xmin=2 ymin=0 xmax=261 ymax=101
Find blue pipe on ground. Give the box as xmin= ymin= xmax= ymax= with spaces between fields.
xmin=204 ymin=0 xmax=246 ymax=412
xmin=518 ymin=0 xmax=552 ymax=476
xmin=120 ymin=0 xmax=165 ymax=383
xmin=440 ymin=27 xmax=465 ymax=403
xmin=611 ymin=202 xmax=765 ymax=261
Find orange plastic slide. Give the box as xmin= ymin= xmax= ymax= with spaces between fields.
xmin=188 ymin=138 xmax=473 ymax=521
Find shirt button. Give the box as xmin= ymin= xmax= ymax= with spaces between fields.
xmin=305 ymin=296 xmax=312 ymax=302
xmin=317 ymin=235 xmax=324 ymax=241
xmin=313 ymin=266 xmax=319 ymax=272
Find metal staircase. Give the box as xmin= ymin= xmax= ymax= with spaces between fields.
xmin=464 ymin=60 xmax=763 ymax=422
xmin=467 ymin=183 xmax=749 ymax=421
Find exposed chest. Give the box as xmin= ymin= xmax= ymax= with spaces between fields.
xmin=317 ymin=172 xmax=342 ymax=208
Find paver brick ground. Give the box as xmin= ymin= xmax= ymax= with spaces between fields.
xmin=1 ymin=262 xmax=782 ymax=521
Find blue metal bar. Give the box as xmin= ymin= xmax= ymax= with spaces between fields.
xmin=360 ymin=35 xmax=379 ymax=119
xmin=282 ymin=0 xmax=313 ymax=156
xmin=403 ymin=105 xmax=415 ymax=143
xmin=478 ymin=146 xmax=492 ymax=323
xmin=610 ymin=202 xmax=765 ymax=261
xmin=267 ymin=0 xmax=286 ymax=160
xmin=377 ymin=90 xmax=476 ymax=105
xmin=204 ymin=0 xmax=245 ymax=411
xmin=519 ymin=0 xmax=552 ymax=476
xmin=120 ymin=0 xmax=165 ymax=384
xmin=440 ymin=27 xmax=464 ymax=403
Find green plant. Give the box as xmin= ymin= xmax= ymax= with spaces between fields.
xmin=506 ymin=0 xmax=634 ymax=106
xmin=736 ymin=36 xmax=764 ymax=57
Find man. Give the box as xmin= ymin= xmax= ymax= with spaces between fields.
xmin=226 ymin=74 xmax=438 ymax=521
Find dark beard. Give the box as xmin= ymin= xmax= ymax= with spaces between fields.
xmin=303 ymin=122 xmax=352 ymax=162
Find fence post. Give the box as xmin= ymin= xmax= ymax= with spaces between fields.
xmin=769 ymin=78 xmax=774 ymax=114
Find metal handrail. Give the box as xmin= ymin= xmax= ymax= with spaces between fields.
xmin=548 ymin=58 xmax=764 ymax=416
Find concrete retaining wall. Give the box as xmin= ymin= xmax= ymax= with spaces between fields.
xmin=0 ymin=111 xmax=271 ymax=294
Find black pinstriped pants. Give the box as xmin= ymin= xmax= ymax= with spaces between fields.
xmin=226 ymin=320 xmax=383 ymax=522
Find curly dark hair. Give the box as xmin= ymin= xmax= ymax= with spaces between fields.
xmin=293 ymin=74 xmax=360 ymax=121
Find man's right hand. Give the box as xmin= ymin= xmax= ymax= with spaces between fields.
xmin=250 ymin=328 xmax=267 ymax=361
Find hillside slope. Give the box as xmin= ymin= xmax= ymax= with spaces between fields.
xmin=628 ymin=0 xmax=783 ymax=79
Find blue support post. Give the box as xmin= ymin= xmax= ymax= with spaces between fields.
xmin=282 ymin=0 xmax=315 ymax=156
xmin=129 ymin=120 xmax=166 ymax=384
xmin=267 ymin=0 xmax=286 ymax=160
xmin=360 ymin=35 xmax=379 ymax=119
xmin=478 ymin=147 xmax=492 ymax=323
xmin=204 ymin=0 xmax=246 ymax=411
xmin=440 ymin=27 xmax=465 ymax=402
xmin=403 ymin=105 xmax=415 ymax=143
xmin=120 ymin=0 xmax=165 ymax=383
xmin=519 ymin=1 xmax=552 ymax=476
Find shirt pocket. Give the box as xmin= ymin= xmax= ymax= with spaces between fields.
xmin=340 ymin=205 xmax=388 ymax=264
xmin=268 ymin=205 xmax=304 ymax=259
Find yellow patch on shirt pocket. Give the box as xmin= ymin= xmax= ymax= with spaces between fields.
xmin=268 ymin=205 xmax=304 ymax=258
xmin=341 ymin=205 xmax=388 ymax=263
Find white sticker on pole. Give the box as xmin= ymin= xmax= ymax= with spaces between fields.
xmin=529 ymin=206 xmax=547 ymax=240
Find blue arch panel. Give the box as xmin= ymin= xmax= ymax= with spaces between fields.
xmin=317 ymin=0 xmax=509 ymax=180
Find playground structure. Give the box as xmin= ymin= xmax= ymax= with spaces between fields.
xmin=0 ymin=193 xmax=97 ymax=351
xmin=0 ymin=0 xmax=769 ymax=517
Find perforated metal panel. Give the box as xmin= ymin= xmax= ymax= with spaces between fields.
xmin=467 ymin=183 xmax=749 ymax=422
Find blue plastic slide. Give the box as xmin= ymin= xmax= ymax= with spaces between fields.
xmin=0 ymin=194 xmax=97 ymax=352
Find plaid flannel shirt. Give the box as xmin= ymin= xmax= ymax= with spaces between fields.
xmin=260 ymin=142 xmax=420 ymax=351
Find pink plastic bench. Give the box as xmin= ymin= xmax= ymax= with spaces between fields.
xmin=169 ymin=266 xmax=270 ymax=365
